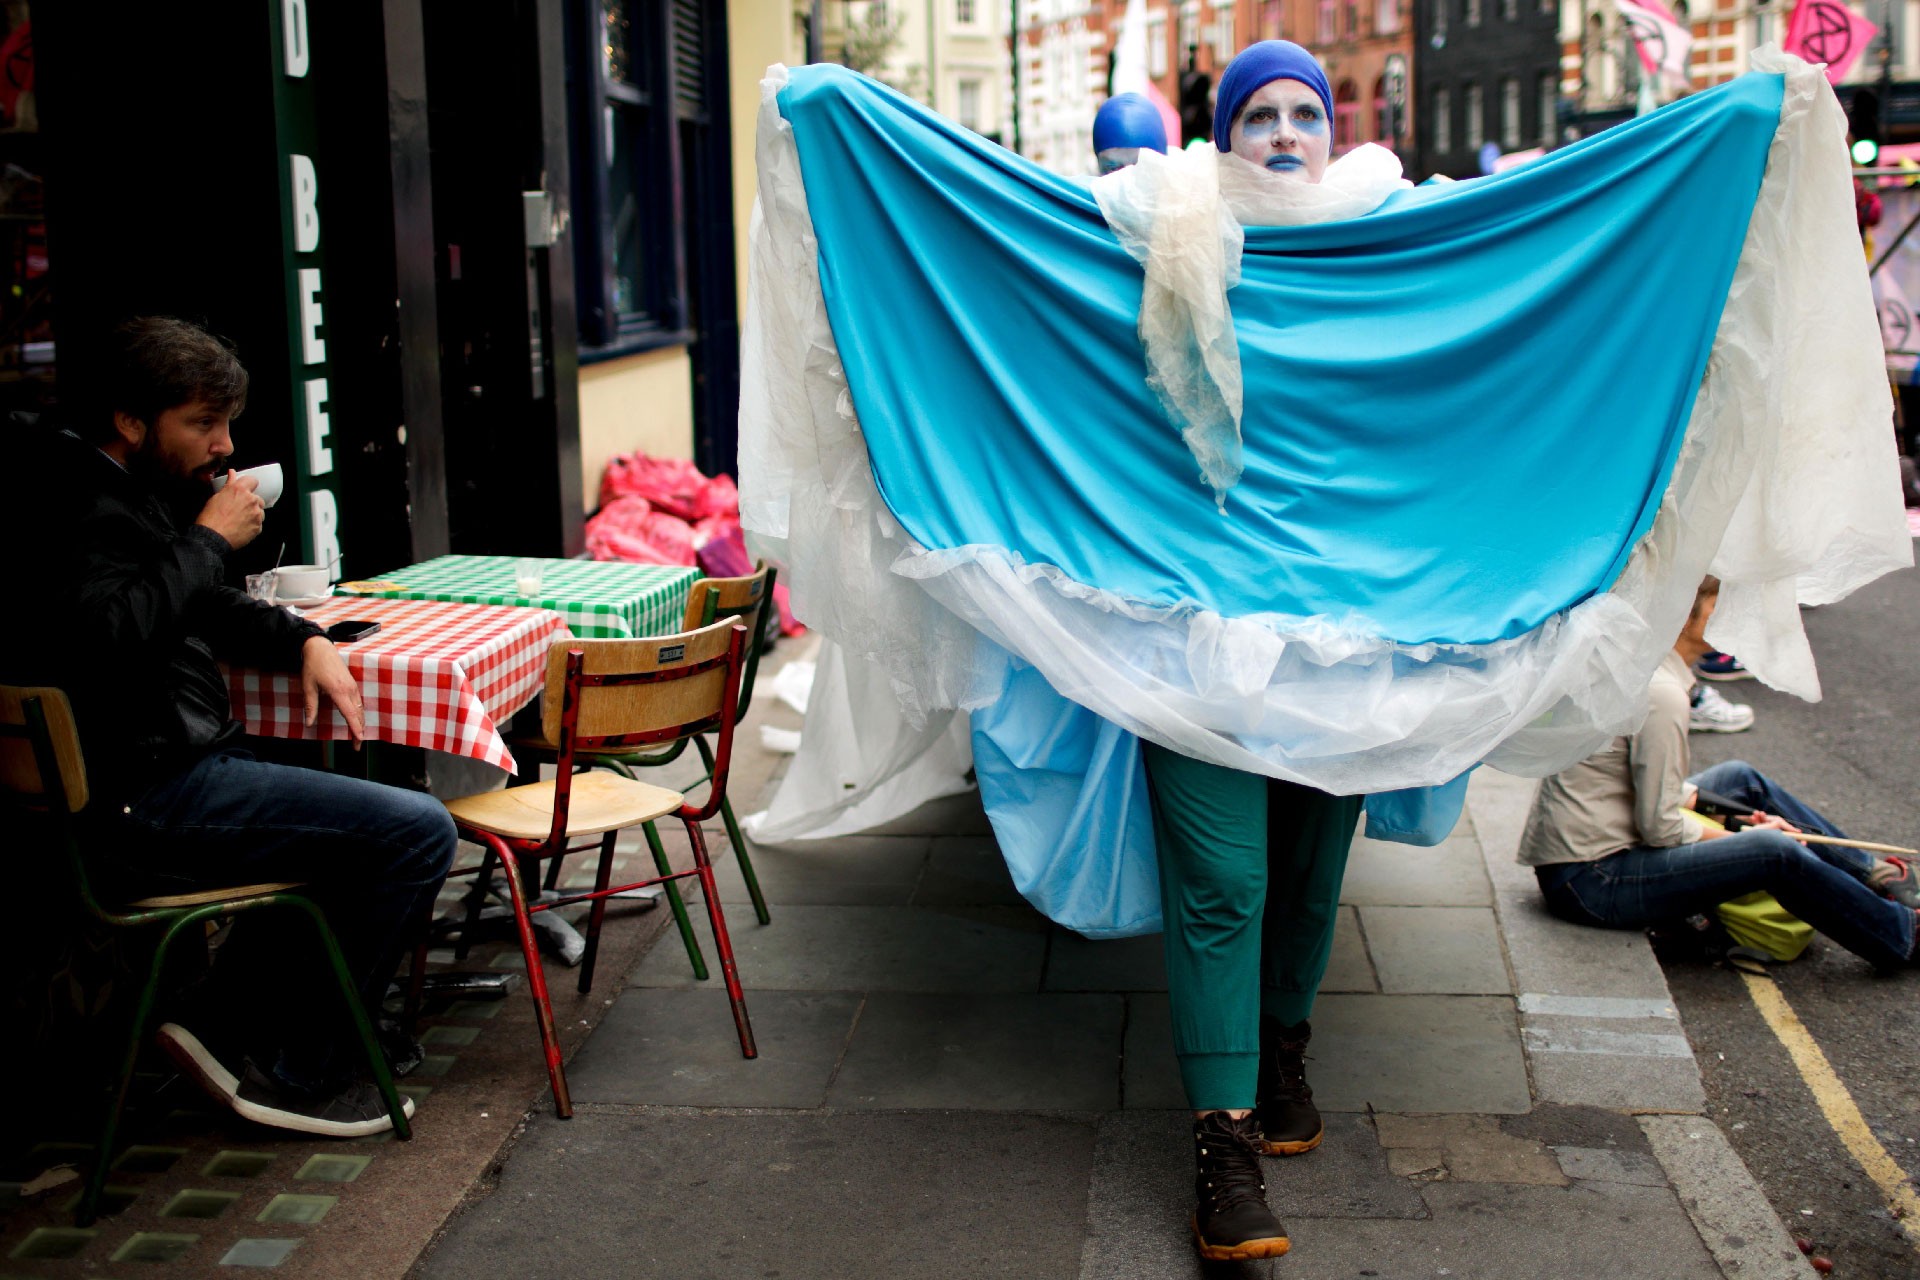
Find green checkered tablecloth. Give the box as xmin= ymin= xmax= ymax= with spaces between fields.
xmin=337 ymin=555 xmax=700 ymax=639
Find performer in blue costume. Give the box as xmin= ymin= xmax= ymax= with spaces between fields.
xmin=1091 ymin=91 xmax=1168 ymax=174
xmin=1136 ymin=42 xmax=1355 ymax=1261
xmin=742 ymin=32 xmax=1908 ymax=1268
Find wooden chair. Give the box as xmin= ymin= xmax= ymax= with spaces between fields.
xmin=0 ymin=686 xmax=411 ymax=1227
xmin=495 ymin=563 xmax=777 ymax=985
xmin=438 ymin=620 xmax=757 ymax=1117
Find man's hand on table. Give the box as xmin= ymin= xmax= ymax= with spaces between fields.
xmin=195 ymin=471 xmax=266 ymax=550
xmin=301 ymin=636 xmax=365 ymax=746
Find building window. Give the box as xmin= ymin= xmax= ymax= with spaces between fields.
xmin=955 ymin=0 xmax=975 ymax=23
xmin=1262 ymin=0 xmax=1283 ymax=38
xmin=1500 ymin=77 xmax=1520 ymax=148
xmin=1374 ymin=75 xmax=1390 ymax=141
xmin=1213 ymin=8 xmax=1235 ymax=60
xmin=1149 ymin=14 xmax=1169 ymax=76
xmin=957 ymin=77 xmax=982 ymax=130
xmin=1433 ymin=0 xmax=1448 ymax=42
xmin=1538 ymin=71 xmax=1557 ymax=145
xmin=1465 ymin=80 xmax=1483 ymax=149
xmin=1377 ymin=0 xmax=1398 ymax=32
xmin=569 ymin=0 xmax=712 ymax=349
xmin=1433 ymin=84 xmax=1451 ymax=154
xmin=1465 ymin=0 xmax=1481 ymax=27
xmin=1318 ymin=0 xmax=1336 ymax=42
xmin=1344 ymin=0 xmax=1359 ymax=36
xmin=1335 ymin=77 xmax=1361 ymax=145
xmin=1501 ymin=0 xmax=1516 ymax=19
xmin=1179 ymin=0 xmax=1200 ymax=59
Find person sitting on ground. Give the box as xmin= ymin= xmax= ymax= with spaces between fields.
xmin=6 ymin=317 xmax=457 ymax=1138
xmin=1518 ymin=575 xmax=1920 ymax=966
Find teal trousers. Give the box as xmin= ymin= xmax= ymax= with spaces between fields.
xmin=1142 ymin=742 xmax=1362 ymax=1111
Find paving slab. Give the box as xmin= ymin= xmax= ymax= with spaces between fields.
xmin=1046 ymin=932 xmax=1166 ymax=992
xmin=1122 ymin=994 xmax=1531 ymax=1115
xmin=627 ymin=904 xmax=1049 ymax=992
xmin=1320 ymin=906 xmax=1378 ymax=993
xmin=913 ymin=835 xmax=1033 ymax=908
xmin=1279 ymin=1180 xmax=1721 ymax=1278
xmin=1358 ymin=906 xmax=1511 ymax=995
xmin=828 ymin=993 xmax=1123 ymax=1110
xmin=859 ymin=789 xmax=996 ymax=837
xmin=1340 ymin=833 xmax=1493 ymax=907
xmin=695 ymin=834 xmax=932 ymax=906
xmin=1552 ymin=1145 xmax=1669 ymax=1187
xmin=418 ymin=1110 xmax=1095 ymax=1280
xmin=564 ymin=989 xmax=860 ymax=1108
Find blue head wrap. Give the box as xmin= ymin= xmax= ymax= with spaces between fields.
xmin=1092 ymin=93 xmax=1169 ymax=154
xmin=1212 ymin=41 xmax=1334 ymax=153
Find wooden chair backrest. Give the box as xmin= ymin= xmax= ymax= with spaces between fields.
xmin=681 ymin=563 xmax=769 ymax=631
xmin=0 ymin=685 xmax=90 ymax=814
xmin=682 ymin=561 xmax=775 ymax=726
xmin=539 ymin=618 xmax=743 ymax=750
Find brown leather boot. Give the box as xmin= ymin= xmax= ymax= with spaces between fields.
xmin=1254 ymin=1017 xmax=1324 ymax=1156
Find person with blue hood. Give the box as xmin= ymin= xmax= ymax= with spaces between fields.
xmin=1091 ymin=91 xmax=1167 ymax=174
xmin=1152 ymin=39 xmax=1346 ymax=1264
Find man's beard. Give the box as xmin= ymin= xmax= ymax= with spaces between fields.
xmin=130 ymin=438 xmax=217 ymax=514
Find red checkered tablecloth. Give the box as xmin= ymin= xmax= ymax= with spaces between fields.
xmin=225 ymin=596 xmax=569 ymax=771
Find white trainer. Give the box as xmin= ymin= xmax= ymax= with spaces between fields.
xmin=1689 ymin=684 xmax=1755 ymax=733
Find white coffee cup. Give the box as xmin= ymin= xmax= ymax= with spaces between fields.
xmin=212 ymin=462 xmax=284 ymax=509
xmin=273 ymin=563 xmax=331 ymax=600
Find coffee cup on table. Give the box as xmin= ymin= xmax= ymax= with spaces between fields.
xmin=273 ymin=564 xmax=331 ymax=601
xmin=211 ymin=462 xmax=284 ymax=508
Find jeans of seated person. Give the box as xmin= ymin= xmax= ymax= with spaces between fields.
xmin=105 ymin=750 xmax=458 ymax=1088
xmin=1687 ymin=760 xmax=1854 ymax=855
xmin=1535 ymin=763 xmax=1911 ymax=968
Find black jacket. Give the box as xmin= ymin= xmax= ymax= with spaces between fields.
xmin=5 ymin=425 xmax=322 ymax=802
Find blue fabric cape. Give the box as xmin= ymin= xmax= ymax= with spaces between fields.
xmin=775 ymin=65 xmax=1783 ymax=935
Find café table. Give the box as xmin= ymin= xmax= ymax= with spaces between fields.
xmin=336 ymin=554 xmax=700 ymax=640
xmin=224 ymin=595 xmax=569 ymax=772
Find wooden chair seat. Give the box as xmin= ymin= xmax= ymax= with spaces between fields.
xmin=127 ymin=881 xmax=305 ymax=910
xmin=445 ymin=771 xmax=684 ymax=841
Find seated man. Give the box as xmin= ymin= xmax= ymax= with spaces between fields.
xmin=10 ymin=317 xmax=457 ymax=1137
xmin=1519 ymin=575 xmax=1919 ymax=969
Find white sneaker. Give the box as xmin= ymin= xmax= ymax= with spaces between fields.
xmin=1689 ymin=684 xmax=1755 ymax=733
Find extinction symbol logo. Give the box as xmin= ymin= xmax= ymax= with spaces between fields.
xmin=1622 ymin=10 xmax=1668 ymax=73
xmin=1801 ymin=1 xmax=1860 ymax=66
xmin=1880 ymin=297 xmax=1913 ymax=353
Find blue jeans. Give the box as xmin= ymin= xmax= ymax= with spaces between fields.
xmin=107 ymin=750 xmax=458 ymax=1078
xmin=1536 ymin=761 xmax=1912 ymax=969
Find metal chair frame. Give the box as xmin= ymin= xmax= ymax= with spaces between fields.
xmin=477 ymin=563 xmax=777 ymax=984
xmin=437 ymin=623 xmax=757 ymax=1117
xmin=0 ymin=688 xmax=410 ymax=1228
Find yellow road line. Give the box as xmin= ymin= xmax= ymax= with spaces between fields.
xmin=1740 ymin=971 xmax=1920 ymax=1249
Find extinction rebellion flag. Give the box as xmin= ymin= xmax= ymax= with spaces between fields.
xmin=1612 ymin=0 xmax=1696 ymax=90
xmin=1783 ymin=0 xmax=1880 ymax=84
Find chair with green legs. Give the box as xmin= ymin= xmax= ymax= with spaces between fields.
xmin=499 ymin=564 xmax=777 ymax=981
xmin=0 ymin=686 xmax=411 ymax=1227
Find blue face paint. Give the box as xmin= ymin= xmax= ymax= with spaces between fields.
xmin=1231 ymin=85 xmax=1330 ymax=177
xmin=1097 ymin=146 xmax=1143 ymax=174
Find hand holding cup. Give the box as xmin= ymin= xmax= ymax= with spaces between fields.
xmin=197 ymin=471 xmax=267 ymax=551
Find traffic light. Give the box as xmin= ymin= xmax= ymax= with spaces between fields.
xmin=1851 ymin=89 xmax=1881 ymax=165
xmin=1179 ymin=70 xmax=1212 ymax=147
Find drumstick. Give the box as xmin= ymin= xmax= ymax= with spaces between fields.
xmin=1792 ymin=833 xmax=1920 ymax=857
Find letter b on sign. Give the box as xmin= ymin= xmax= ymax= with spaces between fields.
xmin=291 ymin=155 xmax=319 ymax=254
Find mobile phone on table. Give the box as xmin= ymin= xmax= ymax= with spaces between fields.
xmin=326 ymin=620 xmax=381 ymax=644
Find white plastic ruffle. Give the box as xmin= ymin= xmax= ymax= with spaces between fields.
xmin=738 ymin=53 xmax=1912 ymax=829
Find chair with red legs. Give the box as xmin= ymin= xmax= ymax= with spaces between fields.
xmin=437 ymin=619 xmax=757 ymax=1116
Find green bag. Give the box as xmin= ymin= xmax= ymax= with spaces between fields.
xmin=1715 ymin=892 xmax=1814 ymax=963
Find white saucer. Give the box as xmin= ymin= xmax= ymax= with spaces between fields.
xmin=277 ymin=593 xmax=335 ymax=608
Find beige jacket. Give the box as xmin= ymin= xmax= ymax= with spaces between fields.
xmin=1518 ymin=650 xmax=1699 ymax=866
